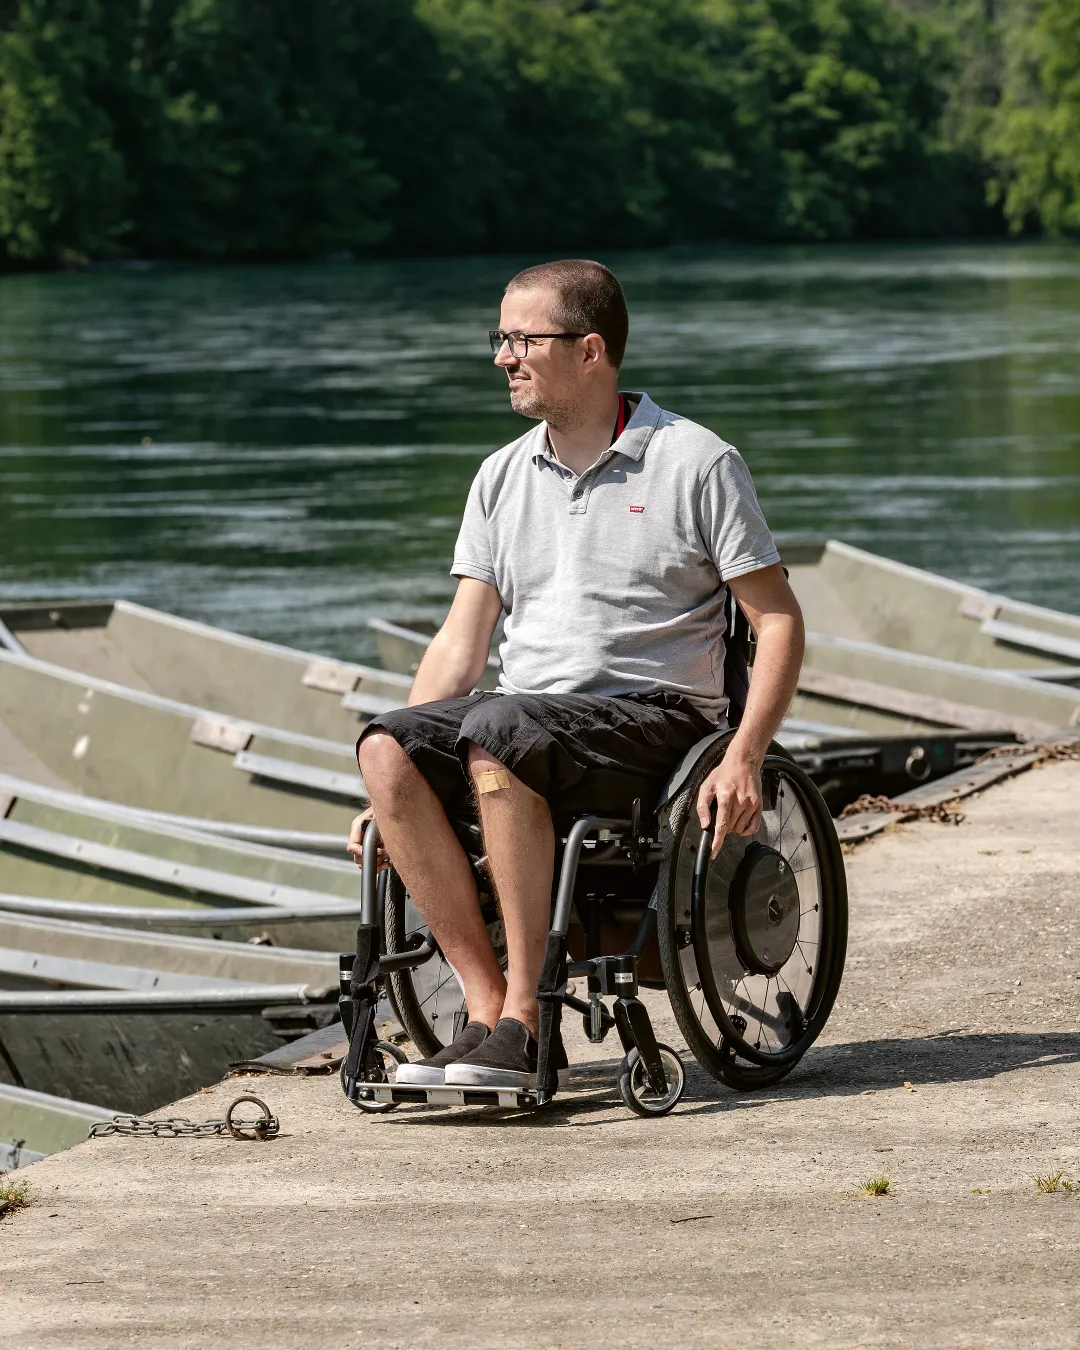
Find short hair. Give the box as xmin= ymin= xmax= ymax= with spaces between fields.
xmin=505 ymin=259 xmax=629 ymax=369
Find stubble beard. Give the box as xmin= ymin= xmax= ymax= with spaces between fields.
xmin=508 ymin=379 xmax=585 ymax=433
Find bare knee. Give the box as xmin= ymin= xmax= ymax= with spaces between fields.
xmin=465 ymin=740 xmax=539 ymax=805
xmin=465 ymin=740 xmax=507 ymax=779
xmin=357 ymin=731 xmax=417 ymax=815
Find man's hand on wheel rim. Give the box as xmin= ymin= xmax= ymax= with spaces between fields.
xmin=346 ymin=806 xmax=388 ymax=871
xmin=696 ymin=756 xmax=763 ymax=858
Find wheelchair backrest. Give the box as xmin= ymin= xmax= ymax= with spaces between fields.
xmin=722 ymin=585 xmax=751 ymax=728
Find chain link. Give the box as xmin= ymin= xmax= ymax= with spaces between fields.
xmin=88 ymin=1095 xmax=279 ymax=1141
xmin=837 ymin=793 xmax=965 ymax=825
xmin=975 ymin=738 xmax=1080 ymax=767
xmin=839 ymin=736 xmax=1080 ymax=827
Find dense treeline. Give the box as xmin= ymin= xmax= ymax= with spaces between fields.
xmin=899 ymin=0 xmax=1080 ymax=236
xmin=0 ymin=0 xmax=1075 ymax=267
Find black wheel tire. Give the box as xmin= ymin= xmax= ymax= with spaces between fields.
xmin=656 ymin=733 xmax=848 ymax=1091
xmin=617 ymin=1044 xmax=686 ymax=1117
xmin=711 ymin=1038 xmax=800 ymax=1091
xmin=383 ymin=867 xmax=441 ymax=1057
xmin=383 ymin=866 xmax=506 ymax=1057
xmin=340 ymin=1039 xmax=407 ymax=1114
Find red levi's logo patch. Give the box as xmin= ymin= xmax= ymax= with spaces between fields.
xmin=629 ymin=505 xmax=645 ymax=513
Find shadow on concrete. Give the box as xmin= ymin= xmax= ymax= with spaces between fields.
xmin=683 ymin=1028 xmax=1080 ymax=1113
xmin=378 ymin=1029 xmax=1080 ymax=1128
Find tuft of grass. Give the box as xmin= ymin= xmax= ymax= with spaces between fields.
xmin=1034 ymin=1170 xmax=1065 ymax=1194
xmin=859 ymin=1175 xmax=893 ymax=1197
xmin=0 ymin=1176 xmax=34 ymax=1215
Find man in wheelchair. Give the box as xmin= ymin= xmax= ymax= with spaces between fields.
xmin=347 ymin=259 xmax=820 ymax=1106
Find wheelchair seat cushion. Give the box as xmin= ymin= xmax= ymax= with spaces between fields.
xmin=359 ymin=689 xmax=715 ymax=826
xmin=547 ymin=767 xmax=658 ymax=821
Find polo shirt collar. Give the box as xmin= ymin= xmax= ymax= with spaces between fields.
xmin=530 ymin=391 xmax=661 ymax=465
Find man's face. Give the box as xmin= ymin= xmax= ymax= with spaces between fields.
xmin=494 ymin=286 xmax=581 ymax=421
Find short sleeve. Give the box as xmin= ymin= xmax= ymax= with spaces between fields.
xmin=450 ymin=468 xmax=497 ymax=588
xmin=697 ymin=447 xmax=780 ymax=582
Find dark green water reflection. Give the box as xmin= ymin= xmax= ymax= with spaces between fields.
xmin=2 ymin=245 xmax=1078 ymax=664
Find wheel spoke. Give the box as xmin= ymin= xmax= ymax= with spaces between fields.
xmin=417 ymin=964 xmax=459 ymax=1013
xmin=777 ymin=784 xmax=798 ymax=842
xmin=795 ymin=938 xmax=817 ymax=974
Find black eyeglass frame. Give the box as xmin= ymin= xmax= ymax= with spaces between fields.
xmin=489 ymin=330 xmax=587 ymax=358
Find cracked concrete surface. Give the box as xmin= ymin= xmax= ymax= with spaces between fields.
xmin=3 ymin=760 xmax=1079 ymax=1348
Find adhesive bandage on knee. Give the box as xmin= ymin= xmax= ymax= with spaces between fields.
xmin=475 ymin=768 xmax=511 ymax=795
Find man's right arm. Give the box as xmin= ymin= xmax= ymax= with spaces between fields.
xmin=407 ymin=576 xmax=503 ymax=706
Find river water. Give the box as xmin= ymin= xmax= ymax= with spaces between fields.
xmin=1 ymin=244 xmax=1078 ymax=664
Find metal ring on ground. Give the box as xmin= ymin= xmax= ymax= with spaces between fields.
xmin=224 ymin=1094 xmax=278 ymax=1141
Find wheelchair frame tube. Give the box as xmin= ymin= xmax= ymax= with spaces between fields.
xmin=379 ymin=933 xmax=438 ymax=973
xmin=360 ymin=820 xmax=381 ymax=929
xmin=551 ymin=816 xmax=631 ymax=937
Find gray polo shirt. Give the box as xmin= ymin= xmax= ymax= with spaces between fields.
xmin=451 ymin=391 xmax=779 ymax=721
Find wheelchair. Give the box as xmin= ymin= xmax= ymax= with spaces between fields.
xmin=337 ymin=726 xmax=848 ymax=1119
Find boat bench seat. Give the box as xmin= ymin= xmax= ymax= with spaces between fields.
xmin=0 ymin=817 xmax=343 ymax=911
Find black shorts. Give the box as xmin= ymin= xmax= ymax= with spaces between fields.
xmin=358 ymin=690 xmax=714 ymax=824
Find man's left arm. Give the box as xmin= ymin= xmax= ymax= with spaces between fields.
xmin=696 ymin=563 xmax=805 ymax=857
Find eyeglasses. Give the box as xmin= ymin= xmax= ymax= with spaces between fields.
xmin=489 ymin=330 xmax=586 ymax=358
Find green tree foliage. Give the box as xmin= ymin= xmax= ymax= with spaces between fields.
xmin=0 ymin=0 xmax=1032 ymax=265
xmin=128 ymin=0 xmax=394 ymax=258
xmin=418 ymin=0 xmax=960 ymax=245
xmin=0 ymin=0 xmax=128 ymax=260
xmin=986 ymin=0 xmax=1080 ymax=235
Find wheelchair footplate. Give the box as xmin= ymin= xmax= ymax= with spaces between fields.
xmin=354 ymin=1082 xmax=538 ymax=1110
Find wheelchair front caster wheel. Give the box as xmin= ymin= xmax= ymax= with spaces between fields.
xmin=340 ymin=1039 xmax=408 ymax=1113
xmin=617 ymin=1044 xmax=685 ymax=1117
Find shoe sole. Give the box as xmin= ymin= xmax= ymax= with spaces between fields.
xmin=443 ymin=1066 xmax=568 ymax=1090
xmin=394 ymin=1064 xmax=446 ymax=1086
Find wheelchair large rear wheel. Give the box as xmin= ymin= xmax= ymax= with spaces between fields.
xmin=382 ymin=866 xmax=507 ymax=1058
xmin=656 ymin=738 xmax=847 ymax=1090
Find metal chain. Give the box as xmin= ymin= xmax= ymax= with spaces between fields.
xmin=88 ymin=1095 xmax=279 ymax=1141
xmin=839 ymin=736 xmax=1080 ymax=828
xmin=975 ymin=739 xmax=1080 ymax=766
xmin=837 ymin=793 xmax=965 ymax=825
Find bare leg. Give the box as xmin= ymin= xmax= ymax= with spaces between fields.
xmin=465 ymin=742 xmax=554 ymax=1037
xmin=357 ymin=732 xmax=506 ymax=1030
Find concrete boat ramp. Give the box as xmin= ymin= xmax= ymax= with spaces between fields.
xmin=4 ymin=758 xmax=1080 ymax=1349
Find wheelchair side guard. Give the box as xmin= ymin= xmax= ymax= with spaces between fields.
xmin=656 ymin=729 xmax=733 ymax=810
xmin=656 ymin=726 xmax=798 ymax=814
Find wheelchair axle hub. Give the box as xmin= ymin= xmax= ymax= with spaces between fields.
xmin=728 ymin=843 xmax=801 ymax=977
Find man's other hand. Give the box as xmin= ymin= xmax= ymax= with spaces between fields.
xmin=346 ymin=806 xmax=388 ymax=871
xmin=696 ymin=754 xmax=763 ymax=858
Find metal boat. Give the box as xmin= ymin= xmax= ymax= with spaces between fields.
xmin=785 ymin=540 xmax=1080 ymax=682
xmin=792 ymin=632 xmax=1078 ymax=739
xmin=0 ymin=982 xmax=335 ymax=1115
xmin=0 ymin=912 xmax=337 ymax=1112
xmin=0 ymin=648 xmax=368 ymax=831
xmin=0 ymin=772 xmax=365 ymax=951
xmin=0 ymin=598 xmax=411 ymax=739
xmin=0 ymin=911 xmax=339 ymax=992
xmin=0 ymin=1083 xmax=118 ymax=1171
xmin=0 ymin=893 xmax=360 ymax=950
